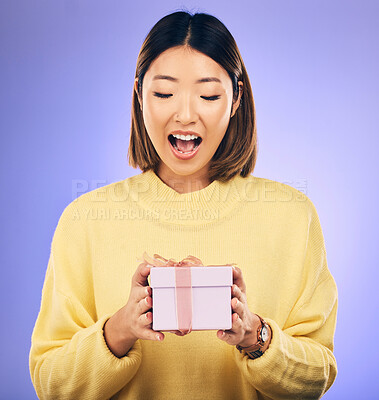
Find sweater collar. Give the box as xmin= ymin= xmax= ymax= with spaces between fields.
xmin=126 ymin=169 xmax=254 ymax=226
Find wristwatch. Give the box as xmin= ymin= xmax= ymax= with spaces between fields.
xmin=236 ymin=315 xmax=270 ymax=359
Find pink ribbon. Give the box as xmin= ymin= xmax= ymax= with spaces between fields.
xmin=138 ymin=252 xmax=204 ymax=334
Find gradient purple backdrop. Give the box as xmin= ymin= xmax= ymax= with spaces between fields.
xmin=1 ymin=1 xmax=377 ymax=398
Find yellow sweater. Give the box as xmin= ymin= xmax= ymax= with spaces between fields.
xmin=29 ymin=170 xmax=338 ymax=400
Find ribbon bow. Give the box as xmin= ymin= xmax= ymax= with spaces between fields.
xmin=138 ymin=251 xmax=204 ymax=268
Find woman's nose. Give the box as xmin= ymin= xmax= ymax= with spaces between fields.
xmin=175 ymin=95 xmax=198 ymax=124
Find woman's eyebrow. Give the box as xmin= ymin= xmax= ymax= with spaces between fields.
xmin=152 ymin=74 xmax=221 ymax=84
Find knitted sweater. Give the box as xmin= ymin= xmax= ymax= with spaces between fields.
xmin=29 ymin=169 xmax=338 ymax=400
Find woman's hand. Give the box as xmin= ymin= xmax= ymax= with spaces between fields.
xmin=103 ymin=261 xmax=162 ymax=357
xmin=103 ymin=262 xmax=187 ymax=358
xmin=216 ymin=266 xmax=262 ymax=347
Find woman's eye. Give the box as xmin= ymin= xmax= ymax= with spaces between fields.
xmin=153 ymin=92 xmax=220 ymax=101
xmin=153 ymin=92 xmax=172 ymax=99
xmin=201 ymin=95 xmax=220 ymax=101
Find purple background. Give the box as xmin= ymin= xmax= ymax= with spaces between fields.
xmin=1 ymin=1 xmax=377 ymax=398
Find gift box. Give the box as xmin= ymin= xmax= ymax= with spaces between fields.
xmin=149 ymin=265 xmax=233 ymax=331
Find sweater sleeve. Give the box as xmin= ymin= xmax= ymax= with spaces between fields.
xmin=234 ymin=199 xmax=338 ymax=400
xmin=29 ymin=202 xmax=142 ymax=400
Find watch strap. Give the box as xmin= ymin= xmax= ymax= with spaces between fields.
xmin=246 ymin=348 xmax=264 ymax=359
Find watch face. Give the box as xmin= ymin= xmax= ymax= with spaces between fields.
xmin=261 ymin=325 xmax=269 ymax=342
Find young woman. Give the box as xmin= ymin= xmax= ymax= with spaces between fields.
xmin=29 ymin=11 xmax=338 ymax=400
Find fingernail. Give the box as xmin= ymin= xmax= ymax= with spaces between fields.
xmin=156 ymin=334 xmax=161 ymax=341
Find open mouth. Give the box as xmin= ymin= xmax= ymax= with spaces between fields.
xmin=168 ymin=135 xmax=202 ymax=154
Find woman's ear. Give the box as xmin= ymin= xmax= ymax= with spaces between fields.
xmin=134 ymin=77 xmax=142 ymax=110
xmin=230 ymin=81 xmax=243 ymax=118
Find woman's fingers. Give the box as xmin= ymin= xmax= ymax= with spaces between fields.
xmin=231 ymin=284 xmax=246 ymax=303
xmin=138 ymin=310 xmax=153 ymax=327
xmin=137 ymin=294 xmax=152 ymax=315
xmin=132 ymin=262 xmax=151 ymax=287
xmin=231 ymin=297 xmax=245 ymax=319
xmin=216 ymin=314 xmax=243 ymax=344
xmin=232 ymin=266 xmax=246 ymax=294
xmin=131 ymin=285 xmax=151 ymax=303
xmin=133 ymin=306 xmax=166 ymax=341
xmin=230 ymin=310 xmax=243 ymax=333
xmin=117 ymin=263 xmax=166 ymax=345
xmin=131 ymin=284 xmax=183 ymax=339
xmin=140 ymin=323 xmax=165 ymax=341
xmin=136 ymin=311 xmax=165 ymax=341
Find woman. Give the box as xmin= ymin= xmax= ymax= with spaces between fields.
xmin=29 ymin=11 xmax=338 ymax=400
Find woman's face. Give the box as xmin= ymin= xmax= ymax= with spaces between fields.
xmin=135 ymin=46 xmax=242 ymax=189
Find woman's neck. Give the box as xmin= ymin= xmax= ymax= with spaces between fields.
xmin=156 ymin=164 xmax=212 ymax=194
